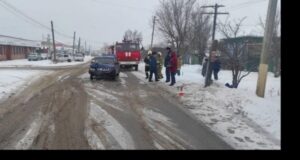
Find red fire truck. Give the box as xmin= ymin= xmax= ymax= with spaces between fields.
xmin=115 ymin=40 xmax=141 ymax=71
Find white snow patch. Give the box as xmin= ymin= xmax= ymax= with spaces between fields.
xmin=49 ymin=123 xmax=55 ymax=133
xmin=143 ymin=109 xmax=175 ymax=127
xmin=153 ymin=141 xmax=164 ymax=150
xmin=89 ymin=102 xmax=135 ymax=149
xmin=78 ymin=72 xmax=90 ymax=79
xmin=88 ymin=89 xmax=118 ymax=101
xmin=120 ymin=78 xmax=127 ymax=87
xmin=85 ymin=124 xmax=105 ymax=150
xmin=142 ymin=108 xmax=187 ymax=149
xmin=86 ymin=89 xmax=124 ymax=112
xmin=119 ymin=72 xmax=128 ymax=78
xmin=0 ymin=69 xmax=51 ymax=102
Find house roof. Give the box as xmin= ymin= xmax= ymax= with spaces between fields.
xmin=0 ymin=34 xmax=41 ymax=48
xmin=221 ymin=36 xmax=264 ymax=44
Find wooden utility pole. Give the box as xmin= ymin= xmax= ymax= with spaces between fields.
xmin=150 ymin=16 xmax=156 ymax=49
xmin=51 ymin=21 xmax=56 ymax=63
xmin=72 ymin=31 xmax=76 ymax=60
xmin=85 ymin=41 xmax=87 ymax=55
xmin=47 ymin=34 xmax=51 ymax=58
xmin=202 ymin=4 xmax=229 ymax=87
xmin=256 ymin=0 xmax=278 ymax=97
xmin=78 ymin=37 xmax=81 ymax=53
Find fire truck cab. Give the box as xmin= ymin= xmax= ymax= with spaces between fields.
xmin=115 ymin=40 xmax=141 ymax=71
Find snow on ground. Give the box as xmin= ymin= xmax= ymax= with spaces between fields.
xmin=132 ymin=62 xmax=280 ymax=149
xmin=0 ymin=56 xmax=93 ymax=68
xmin=0 ymin=69 xmax=51 ymax=101
xmin=14 ymin=112 xmax=43 ymax=149
xmin=86 ymin=101 xmax=135 ymax=149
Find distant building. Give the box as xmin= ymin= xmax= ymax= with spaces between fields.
xmin=218 ymin=36 xmax=264 ymax=71
xmin=0 ymin=35 xmax=41 ymax=61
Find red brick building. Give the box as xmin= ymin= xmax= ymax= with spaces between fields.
xmin=0 ymin=35 xmax=41 ymax=61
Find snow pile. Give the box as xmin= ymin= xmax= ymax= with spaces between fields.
xmin=0 ymin=56 xmax=93 ymax=68
xmin=133 ymin=63 xmax=280 ymax=149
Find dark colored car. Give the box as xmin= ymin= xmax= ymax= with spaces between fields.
xmin=89 ymin=56 xmax=120 ymax=80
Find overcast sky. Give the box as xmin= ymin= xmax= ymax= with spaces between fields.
xmin=0 ymin=0 xmax=280 ymax=49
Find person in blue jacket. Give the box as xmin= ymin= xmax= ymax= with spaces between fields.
xmin=149 ymin=51 xmax=159 ymax=82
xmin=212 ymin=56 xmax=221 ymax=80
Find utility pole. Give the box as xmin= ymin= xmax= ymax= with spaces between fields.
xmin=85 ymin=41 xmax=87 ymax=55
xmin=78 ymin=37 xmax=81 ymax=53
xmin=47 ymin=34 xmax=51 ymax=58
xmin=150 ymin=16 xmax=156 ymax=49
xmin=51 ymin=21 xmax=56 ymax=63
xmin=72 ymin=31 xmax=76 ymax=60
xmin=256 ymin=0 xmax=278 ymax=97
xmin=202 ymin=4 xmax=229 ymax=87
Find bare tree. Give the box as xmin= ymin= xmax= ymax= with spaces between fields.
xmin=123 ymin=29 xmax=143 ymax=44
xmin=189 ymin=5 xmax=212 ymax=63
xmin=218 ymin=17 xmax=252 ymax=88
xmin=100 ymin=43 xmax=110 ymax=53
xmin=259 ymin=9 xmax=281 ymax=77
xmin=155 ymin=0 xmax=196 ymax=55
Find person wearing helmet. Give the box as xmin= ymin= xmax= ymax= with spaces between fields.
xmin=144 ymin=50 xmax=152 ymax=79
xmin=157 ymin=52 xmax=164 ymax=79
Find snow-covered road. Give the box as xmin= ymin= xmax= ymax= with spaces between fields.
xmin=0 ymin=64 xmax=231 ymax=149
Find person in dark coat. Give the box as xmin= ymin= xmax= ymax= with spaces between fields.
xmin=169 ymin=51 xmax=177 ymax=86
xmin=202 ymin=57 xmax=208 ymax=77
xmin=164 ymin=47 xmax=172 ymax=82
xmin=212 ymin=56 xmax=221 ymax=80
xmin=144 ymin=50 xmax=151 ymax=79
xmin=149 ymin=51 xmax=159 ymax=82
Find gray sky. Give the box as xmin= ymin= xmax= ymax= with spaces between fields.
xmin=0 ymin=0 xmax=280 ymax=49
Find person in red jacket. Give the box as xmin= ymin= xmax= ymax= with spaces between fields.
xmin=169 ymin=51 xmax=177 ymax=86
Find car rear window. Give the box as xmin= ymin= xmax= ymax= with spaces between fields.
xmin=94 ymin=58 xmax=114 ymax=64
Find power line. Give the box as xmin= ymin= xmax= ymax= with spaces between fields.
xmin=0 ymin=0 xmax=101 ymax=48
xmin=91 ymin=0 xmax=153 ymax=13
xmin=0 ymin=0 xmax=73 ymax=39
xmin=228 ymin=0 xmax=267 ymax=11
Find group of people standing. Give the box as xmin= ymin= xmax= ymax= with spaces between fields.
xmin=144 ymin=47 xmax=181 ymax=86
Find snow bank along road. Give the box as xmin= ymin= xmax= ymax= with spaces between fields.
xmin=0 ymin=64 xmax=231 ymax=149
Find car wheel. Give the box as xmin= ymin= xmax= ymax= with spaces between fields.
xmin=135 ymin=65 xmax=138 ymax=71
xmin=90 ymin=75 xmax=94 ymax=80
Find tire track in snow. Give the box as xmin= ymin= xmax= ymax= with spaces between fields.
xmin=86 ymin=102 xmax=135 ymax=149
xmin=14 ymin=112 xmax=43 ymax=149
